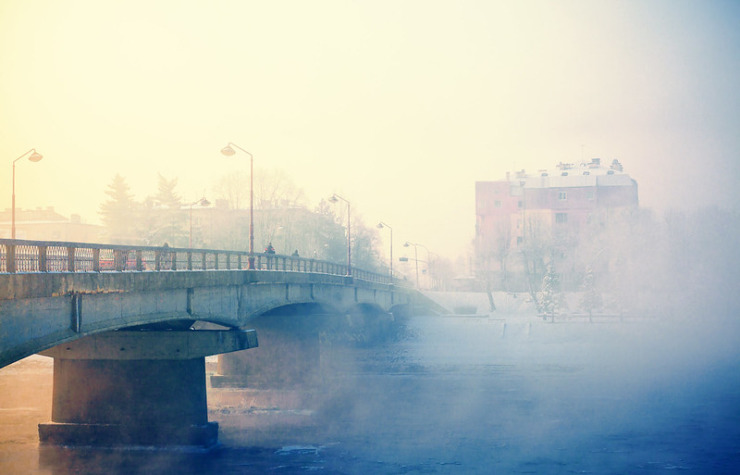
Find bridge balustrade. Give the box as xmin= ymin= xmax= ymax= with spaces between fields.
xmin=0 ymin=238 xmax=398 ymax=285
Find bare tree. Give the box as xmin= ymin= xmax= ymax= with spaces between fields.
xmin=212 ymin=170 xmax=249 ymax=210
xmin=254 ymin=168 xmax=307 ymax=209
xmin=212 ymin=168 xmax=307 ymax=210
xmin=520 ymin=213 xmax=552 ymax=304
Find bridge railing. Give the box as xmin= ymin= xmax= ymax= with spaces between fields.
xmin=0 ymin=239 xmax=397 ymax=285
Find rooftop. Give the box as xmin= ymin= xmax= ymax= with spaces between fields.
xmin=507 ymin=158 xmax=635 ymax=188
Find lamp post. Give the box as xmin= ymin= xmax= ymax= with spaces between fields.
xmin=11 ymin=148 xmax=43 ymax=239
xmin=328 ymin=194 xmax=351 ymax=276
xmin=404 ymin=241 xmax=419 ymax=288
xmin=188 ymin=197 xmax=210 ymax=248
xmin=377 ymin=221 xmax=393 ymax=280
xmin=403 ymin=241 xmax=430 ymax=289
xmin=221 ymin=142 xmax=254 ymax=269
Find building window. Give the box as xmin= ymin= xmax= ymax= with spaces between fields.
xmin=516 ymin=236 xmax=523 ymax=245
xmin=558 ymin=191 xmax=567 ymax=200
xmin=494 ymin=200 xmax=502 ymax=208
xmin=555 ymin=213 xmax=568 ymax=224
xmin=586 ymin=190 xmax=595 ymax=200
xmin=518 ymin=200 xmax=522 ymax=208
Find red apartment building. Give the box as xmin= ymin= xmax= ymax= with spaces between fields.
xmin=475 ymin=158 xmax=638 ymax=290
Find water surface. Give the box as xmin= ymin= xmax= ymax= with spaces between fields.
xmin=1 ymin=313 xmax=738 ymax=473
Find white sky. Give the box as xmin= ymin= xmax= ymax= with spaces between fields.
xmin=1 ymin=0 xmax=738 ymax=260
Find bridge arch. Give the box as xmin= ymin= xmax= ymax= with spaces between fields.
xmin=0 ymin=269 xmax=428 ymax=368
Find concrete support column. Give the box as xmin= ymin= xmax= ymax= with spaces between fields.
xmin=38 ymin=329 xmax=257 ymax=448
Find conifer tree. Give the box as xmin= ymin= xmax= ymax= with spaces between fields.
xmin=539 ymin=263 xmax=561 ymax=322
xmin=580 ymin=267 xmax=602 ymax=322
xmin=99 ymin=174 xmax=139 ymax=243
xmin=149 ymin=174 xmax=186 ymax=246
xmin=154 ymin=174 xmax=182 ymax=210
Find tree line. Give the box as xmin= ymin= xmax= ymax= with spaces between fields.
xmin=98 ymin=172 xmax=384 ymax=272
xmin=483 ymin=206 xmax=740 ymax=320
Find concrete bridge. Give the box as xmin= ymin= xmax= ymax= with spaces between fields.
xmin=0 ymin=239 xmax=437 ymax=448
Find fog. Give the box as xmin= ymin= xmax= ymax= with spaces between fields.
xmin=1 ymin=0 xmax=739 ymax=472
xmin=1 ymin=1 xmax=739 ymax=259
xmin=3 ymin=150 xmax=740 ymax=475
xmin=298 ymin=262 xmax=740 ymax=473
xmin=1 ymin=221 xmax=739 ymax=472
xmin=313 ymin=316 xmax=739 ymax=470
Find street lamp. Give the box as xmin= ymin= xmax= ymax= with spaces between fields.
xmin=11 ymin=148 xmax=43 ymax=239
xmin=221 ymin=142 xmax=254 ymax=269
xmin=403 ymin=241 xmax=419 ymax=288
xmin=377 ymin=221 xmax=393 ymax=280
xmin=188 ymin=197 xmax=210 ymax=248
xmin=328 ymin=194 xmax=351 ymax=276
xmin=403 ymin=241 xmax=430 ymax=289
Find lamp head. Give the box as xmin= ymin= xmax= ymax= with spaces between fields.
xmin=404 ymin=242 xmax=411 ymax=247
xmin=200 ymin=198 xmax=210 ymax=207
xmin=377 ymin=223 xmax=384 ymax=229
xmin=328 ymin=195 xmax=338 ymax=203
xmin=28 ymin=151 xmax=43 ymax=162
xmin=220 ymin=145 xmax=236 ymax=156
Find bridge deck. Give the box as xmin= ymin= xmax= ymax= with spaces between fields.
xmin=0 ymin=239 xmax=423 ymax=369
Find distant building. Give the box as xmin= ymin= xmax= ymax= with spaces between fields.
xmin=475 ymin=158 xmax=638 ymax=290
xmin=0 ymin=207 xmax=104 ymax=243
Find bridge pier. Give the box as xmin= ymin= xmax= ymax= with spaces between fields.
xmin=211 ymin=308 xmax=397 ymax=390
xmin=37 ymin=329 xmax=257 ymax=448
xmin=212 ymin=319 xmax=321 ymax=389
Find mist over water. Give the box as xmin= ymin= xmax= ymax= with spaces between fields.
xmin=1 ymin=302 xmax=738 ymax=474
xmin=317 ymin=311 xmax=739 ymax=474
xmin=1 ymin=0 xmax=738 ymax=471
xmin=2 ymin=200 xmax=737 ymax=473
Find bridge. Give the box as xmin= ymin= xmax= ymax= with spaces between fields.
xmin=0 ymin=238 xmax=437 ymax=448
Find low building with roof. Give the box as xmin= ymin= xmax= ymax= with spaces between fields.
xmin=0 ymin=207 xmax=104 ymax=243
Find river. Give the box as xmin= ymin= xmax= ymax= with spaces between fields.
xmin=1 ymin=307 xmax=739 ymax=474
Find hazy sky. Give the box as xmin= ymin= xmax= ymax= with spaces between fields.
xmin=1 ymin=0 xmax=738 ymax=260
